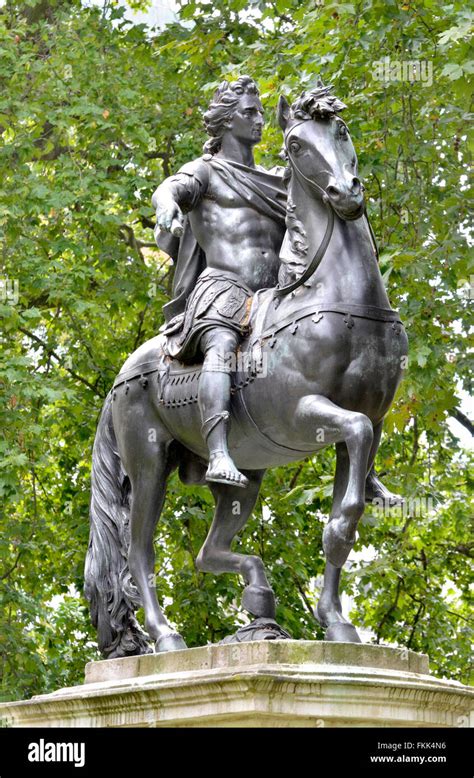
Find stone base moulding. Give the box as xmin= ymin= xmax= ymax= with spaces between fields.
xmin=1 ymin=641 xmax=472 ymax=728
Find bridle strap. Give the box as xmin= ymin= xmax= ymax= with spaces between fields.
xmin=283 ymin=120 xmax=331 ymax=198
xmin=364 ymin=207 xmax=379 ymax=262
xmin=274 ymin=199 xmax=334 ymax=298
xmin=274 ymin=121 xmax=336 ymax=299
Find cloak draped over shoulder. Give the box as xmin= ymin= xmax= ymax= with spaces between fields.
xmin=155 ymin=157 xmax=288 ymax=322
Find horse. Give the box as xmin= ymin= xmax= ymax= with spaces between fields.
xmin=84 ymin=85 xmax=408 ymax=658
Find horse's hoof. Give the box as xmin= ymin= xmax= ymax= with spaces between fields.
xmin=242 ymin=584 xmax=276 ymax=619
xmin=220 ymin=617 xmax=292 ymax=644
xmin=155 ymin=633 xmax=187 ymax=653
xmin=325 ymin=622 xmax=362 ymax=643
xmin=323 ymin=520 xmax=355 ymax=567
xmin=365 ymin=473 xmax=404 ymax=507
xmin=314 ymin=600 xmax=339 ymax=629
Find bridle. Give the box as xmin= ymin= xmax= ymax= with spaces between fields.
xmin=274 ymin=119 xmax=335 ymax=298
xmin=283 ymin=119 xmax=337 ymax=200
xmin=274 ymin=117 xmax=376 ymax=299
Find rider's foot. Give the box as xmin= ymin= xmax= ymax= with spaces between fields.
xmin=206 ymin=451 xmax=248 ymax=488
xmin=365 ymin=469 xmax=403 ymax=507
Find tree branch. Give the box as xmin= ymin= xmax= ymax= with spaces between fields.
xmin=119 ymin=224 xmax=146 ymax=264
xmin=132 ymin=304 xmax=149 ymax=351
xmin=145 ymin=136 xmax=173 ymax=177
xmin=138 ymin=215 xmax=156 ymax=230
xmin=0 ymin=549 xmax=23 ymax=581
xmin=452 ymin=409 xmax=474 ymax=436
xmin=407 ymin=600 xmax=424 ymax=648
xmin=18 ymin=326 xmax=104 ymax=396
xmin=289 ymin=462 xmax=305 ymax=490
xmin=445 ymin=609 xmax=473 ymax=625
xmin=409 ymin=415 xmax=419 ymax=468
xmin=376 ymin=577 xmax=403 ymax=643
xmin=291 ymin=572 xmax=315 ymax=620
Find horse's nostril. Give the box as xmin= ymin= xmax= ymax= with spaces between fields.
xmin=327 ymin=185 xmax=340 ymax=198
xmin=351 ymin=177 xmax=361 ymax=194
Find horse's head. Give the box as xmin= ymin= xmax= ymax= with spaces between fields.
xmin=278 ymin=83 xmax=364 ymax=221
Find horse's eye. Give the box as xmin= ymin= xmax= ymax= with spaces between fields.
xmin=289 ymin=140 xmax=301 ymax=153
xmin=340 ymin=125 xmax=348 ymax=138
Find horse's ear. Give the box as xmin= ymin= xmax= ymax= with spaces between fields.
xmin=277 ymin=95 xmax=291 ymax=131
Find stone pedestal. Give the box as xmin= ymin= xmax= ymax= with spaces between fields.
xmin=1 ymin=641 xmax=472 ymax=727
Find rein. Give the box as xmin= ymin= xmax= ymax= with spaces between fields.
xmin=274 ymin=199 xmax=334 ymax=298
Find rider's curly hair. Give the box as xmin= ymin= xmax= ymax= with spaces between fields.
xmin=203 ymin=76 xmax=259 ymax=155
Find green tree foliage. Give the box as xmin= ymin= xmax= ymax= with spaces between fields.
xmin=0 ymin=0 xmax=472 ymax=700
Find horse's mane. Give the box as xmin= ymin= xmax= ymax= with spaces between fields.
xmin=291 ymin=81 xmax=347 ymax=121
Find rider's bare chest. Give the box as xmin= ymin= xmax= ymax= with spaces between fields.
xmin=202 ymin=171 xmax=246 ymax=209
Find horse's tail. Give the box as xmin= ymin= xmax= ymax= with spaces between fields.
xmin=84 ymin=392 xmax=151 ymax=658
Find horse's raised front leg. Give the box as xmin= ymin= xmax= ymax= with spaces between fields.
xmin=296 ymin=394 xmax=373 ymax=569
xmin=195 ymin=470 xmax=276 ymax=618
xmin=365 ymin=420 xmax=403 ymax=507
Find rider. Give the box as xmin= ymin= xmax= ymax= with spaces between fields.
xmin=152 ymin=76 xmax=287 ymax=488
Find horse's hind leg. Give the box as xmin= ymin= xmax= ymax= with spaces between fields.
xmin=128 ymin=447 xmax=186 ymax=652
xmin=114 ymin=403 xmax=186 ymax=653
xmin=195 ymin=470 xmax=276 ymax=619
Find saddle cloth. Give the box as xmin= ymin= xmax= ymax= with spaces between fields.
xmin=158 ymin=287 xmax=275 ymax=409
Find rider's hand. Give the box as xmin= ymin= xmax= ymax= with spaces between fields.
xmin=155 ymin=201 xmax=184 ymax=237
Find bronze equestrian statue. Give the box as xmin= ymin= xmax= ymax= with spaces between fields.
xmin=85 ymin=78 xmax=407 ymax=658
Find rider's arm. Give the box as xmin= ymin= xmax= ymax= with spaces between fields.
xmin=152 ymin=159 xmax=209 ymax=235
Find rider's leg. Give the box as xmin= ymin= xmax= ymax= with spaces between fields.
xmin=198 ymin=327 xmax=248 ymax=488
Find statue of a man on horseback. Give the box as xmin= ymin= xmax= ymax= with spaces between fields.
xmin=85 ymin=76 xmax=407 ymax=658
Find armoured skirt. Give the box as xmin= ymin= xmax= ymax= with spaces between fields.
xmin=160 ymin=267 xmax=253 ymax=362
